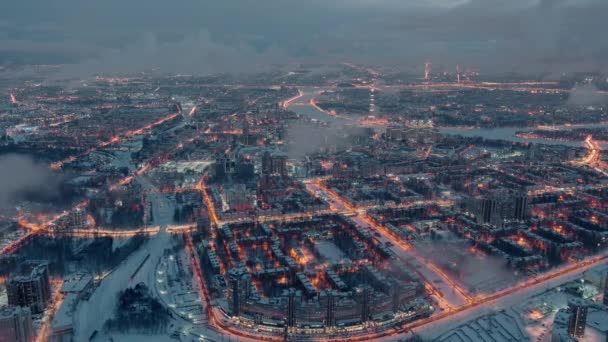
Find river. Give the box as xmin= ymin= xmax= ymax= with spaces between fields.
xmin=437 ymin=127 xmax=586 ymax=147
xmin=288 ymin=88 xmax=605 ymax=148
xmin=287 ymin=88 xmax=346 ymax=124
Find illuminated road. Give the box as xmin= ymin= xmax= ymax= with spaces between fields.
xmin=279 ymin=89 xmax=304 ymax=109
xmin=50 ymin=111 xmax=182 ymax=170
xmin=403 ymin=252 xmax=608 ymax=341
xmin=180 ymin=170 xmax=288 ymax=341
xmin=304 ymin=243 xmax=606 ymax=341
xmin=222 ymin=209 xmax=337 ymax=225
xmin=42 ymin=226 xmax=161 ymax=238
xmin=188 ymin=105 xmax=198 ymax=117
xmin=298 ymin=181 xmax=608 ymax=341
xmin=309 ymin=98 xmax=338 ymax=117
xmin=571 ymin=135 xmax=608 ymax=176
xmin=1 ymin=201 xmax=88 ymax=255
xmin=179 ymin=244 xmax=608 ymax=342
xmin=304 ymin=179 xmax=472 ymax=310
xmin=284 ymin=88 xmax=353 ymax=123
xmin=194 ymin=176 xmax=220 ymax=227
xmin=572 ymin=135 xmax=599 ymax=166
xmin=35 ymin=279 xmax=64 ymax=342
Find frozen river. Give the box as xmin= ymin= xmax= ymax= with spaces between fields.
xmin=288 ymin=87 xmax=600 ymax=149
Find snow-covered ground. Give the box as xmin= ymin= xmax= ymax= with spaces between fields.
xmin=407 ymin=261 xmax=608 ymax=342
xmin=72 ymin=168 xmax=241 ymax=341
xmin=73 ymin=231 xmax=172 ymax=341
xmin=429 ymin=282 xmax=608 ymax=342
xmin=105 ymin=333 xmax=178 ymax=342
xmin=435 ymin=309 xmax=528 ymax=342
xmin=74 ymin=177 xmax=177 ymax=341
xmin=155 ymin=248 xmax=206 ymax=324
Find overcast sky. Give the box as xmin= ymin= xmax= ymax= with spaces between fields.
xmin=1 ymin=0 xmax=606 ymax=76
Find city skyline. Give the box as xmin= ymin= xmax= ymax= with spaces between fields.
xmin=1 ymin=1 xmax=608 ymax=342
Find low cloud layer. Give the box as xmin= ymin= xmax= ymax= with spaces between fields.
xmin=56 ymin=31 xmax=289 ymax=79
xmin=1 ymin=0 xmax=607 ymax=76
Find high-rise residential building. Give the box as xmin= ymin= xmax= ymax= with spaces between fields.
xmin=469 ymin=191 xmax=529 ymax=227
xmin=7 ymin=261 xmax=51 ymax=315
xmin=390 ymin=281 xmax=401 ymax=313
xmin=551 ymin=309 xmax=577 ymax=342
xmin=0 ymin=306 xmax=33 ymax=342
xmin=227 ymin=267 xmax=251 ymax=316
xmin=215 ymin=156 xmax=235 ymax=178
xmin=356 ymin=286 xmax=372 ymax=323
xmin=261 ymin=151 xmax=288 ymax=177
xmin=272 ymin=153 xmax=288 ymax=178
xmin=513 ymin=193 xmax=529 ymax=221
xmin=603 ymin=272 xmax=608 ymax=306
xmin=261 ymin=151 xmax=273 ymax=175
xmin=321 ymin=289 xmax=336 ymax=328
xmin=196 ymin=213 xmax=212 ymax=239
xmin=476 ymin=197 xmax=497 ymax=225
xmin=567 ymin=298 xmax=587 ymax=339
xmin=286 ymin=288 xmax=297 ymax=327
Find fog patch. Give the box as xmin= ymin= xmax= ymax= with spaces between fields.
xmin=414 ymin=238 xmax=520 ymax=294
xmin=0 ymin=154 xmax=63 ymax=215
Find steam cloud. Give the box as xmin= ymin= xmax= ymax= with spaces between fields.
xmin=286 ymin=122 xmax=345 ymax=159
xmin=417 ymin=240 xmax=518 ymax=293
xmin=567 ymin=83 xmax=608 ymax=106
xmin=285 ymin=119 xmax=369 ymax=160
xmin=0 ymin=154 xmax=62 ymax=215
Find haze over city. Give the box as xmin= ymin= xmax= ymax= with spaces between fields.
xmin=1 ymin=1 xmax=608 ymax=342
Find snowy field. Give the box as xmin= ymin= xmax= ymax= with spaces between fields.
xmin=414 ymin=262 xmax=608 ymax=342
xmin=155 ymin=247 xmax=206 ymax=324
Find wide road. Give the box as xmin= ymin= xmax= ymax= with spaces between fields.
xmin=304 ymin=178 xmax=608 ymax=342
xmin=305 ymin=179 xmax=471 ymax=310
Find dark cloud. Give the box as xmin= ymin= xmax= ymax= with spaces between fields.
xmin=0 ymin=0 xmax=607 ymax=75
